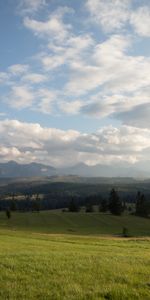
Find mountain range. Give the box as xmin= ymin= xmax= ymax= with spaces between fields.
xmin=0 ymin=160 xmax=149 ymax=178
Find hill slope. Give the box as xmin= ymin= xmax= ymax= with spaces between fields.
xmin=0 ymin=211 xmax=149 ymax=236
xmin=0 ymin=230 xmax=149 ymax=300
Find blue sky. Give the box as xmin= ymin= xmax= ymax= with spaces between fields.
xmin=0 ymin=0 xmax=150 ymax=167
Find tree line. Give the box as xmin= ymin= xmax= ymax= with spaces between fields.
xmin=68 ymin=188 xmax=150 ymax=217
xmin=1 ymin=188 xmax=150 ymax=218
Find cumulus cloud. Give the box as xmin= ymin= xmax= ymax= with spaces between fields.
xmin=0 ymin=119 xmax=150 ymax=166
xmin=0 ymin=0 xmax=150 ymax=151
xmin=0 ymin=146 xmax=21 ymax=160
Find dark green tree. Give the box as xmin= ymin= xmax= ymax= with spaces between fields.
xmin=122 ymin=227 xmax=129 ymax=237
xmin=85 ymin=203 xmax=94 ymax=213
xmin=109 ymin=188 xmax=123 ymax=215
xmin=99 ymin=199 xmax=108 ymax=212
xmin=35 ymin=194 xmax=40 ymax=212
xmin=6 ymin=208 xmax=11 ymax=219
xmin=10 ymin=193 xmax=17 ymax=211
xmin=69 ymin=198 xmax=80 ymax=212
xmin=136 ymin=192 xmax=149 ymax=217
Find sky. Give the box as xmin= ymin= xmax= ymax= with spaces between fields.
xmin=0 ymin=0 xmax=150 ymax=167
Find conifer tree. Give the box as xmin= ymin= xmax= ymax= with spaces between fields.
xmin=136 ymin=192 xmax=149 ymax=217
xmin=109 ymin=188 xmax=123 ymax=215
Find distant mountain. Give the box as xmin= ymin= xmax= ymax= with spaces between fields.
xmin=59 ymin=162 xmax=150 ymax=178
xmin=0 ymin=161 xmax=56 ymax=178
xmin=0 ymin=160 xmax=149 ymax=178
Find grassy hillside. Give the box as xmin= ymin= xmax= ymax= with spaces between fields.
xmin=0 ymin=211 xmax=150 ymax=236
xmin=0 ymin=212 xmax=149 ymax=299
xmin=0 ymin=230 xmax=149 ymax=299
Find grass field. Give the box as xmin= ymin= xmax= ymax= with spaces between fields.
xmin=0 ymin=211 xmax=150 ymax=236
xmin=0 ymin=211 xmax=149 ymax=299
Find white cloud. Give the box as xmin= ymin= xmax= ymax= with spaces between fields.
xmin=130 ymin=6 xmax=150 ymax=37
xmin=65 ymin=34 xmax=150 ymax=95
xmin=41 ymin=34 xmax=94 ymax=70
xmin=18 ymin=0 xmax=46 ymax=15
xmin=86 ymin=0 xmax=131 ymax=32
xmin=35 ymin=89 xmax=57 ymax=114
xmin=0 ymin=146 xmax=21 ymax=160
xmin=22 ymin=73 xmax=48 ymax=83
xmin=65 ymin=34 xmax=130 ymax=95
xmin=80 ymin=88 xmax=150 ymax=120
xmin=24 ymin=7 xmax=72 ymax=41
xmin=86 ymin=1 xmax=150 ymax=38
xmin=0 ymin=119 xmax=150 ymax=166
xmin=0 ymin=72 xmax=9 ymax=84
xmin=3 ymin=31 xmax=149 ymax=127
xmin=1 ymin=0 xmax=150 ymax=137
xmin=3 ymin=82 xmax=58 ymax=114
xmin=8 ymin=64 xmax=29 ymax=75
xmin=59 ymin=100 xmax=82 ymax=115
xmin=8 ymin=85 xmax=34 ymax=109
xmin=62 ymin=33 xmax=150 ymax=128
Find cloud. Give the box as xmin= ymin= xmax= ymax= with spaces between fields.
xmin=0 ymin=146 xmax=21 ymax=160
xmin=59 ymin=100 xmax=82 ymax=115
xmin=8 ymin=64 xmax=29 ymax=75
xmin=41 ymin=34 xmax=94 ymax=70
xmin=116 ymin=103 xmax=150 ymax=128
xmin=86 ymin=0 xmax=131 ymax=32
xmin=6 ymin=84 xmax=58 ymax=113
xmin=65 ymin=34 xmax=131 ymax=95
xmin=24 ymin=7 xmax=73 ymax=41
xmin=65 ymin=34 xmax=150 ymax=95
xmin=22 ymin=73 xmax=48 ymax=83
xmin=130 ymin=6 xmax=150 ymax=37
xmin=8 ymin=85 xmax=34 ymax=109
xmin=1 ymin=0 xmax=149 ymax=135
xmin=86 ymin=1 xmax=150 ymax=38
xmin=2 ymin=30 xmax=150 ymax=128
xmin=80 ymin=88 xmax=150 ymax=120
xmin=0 ymin=72 xmax=9 ymax=84
xmin=0 ymin=119 xmax=150 ymax=166
xmin=18 ymin=0 xmax=46 ymax=15
xmin=35 ymin=89 xmax=57 ymax=114
xmin=62 ymin=33 xmax=150 ymax=128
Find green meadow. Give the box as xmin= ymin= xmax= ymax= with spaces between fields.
xmin=0 ymin=211 xmax=149 ymax=299
xmin=0 ymin=211 xmax=150 ymax=236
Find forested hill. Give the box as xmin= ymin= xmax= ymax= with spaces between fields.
xmin=0 ymin=176 xmax=150 ymax=197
